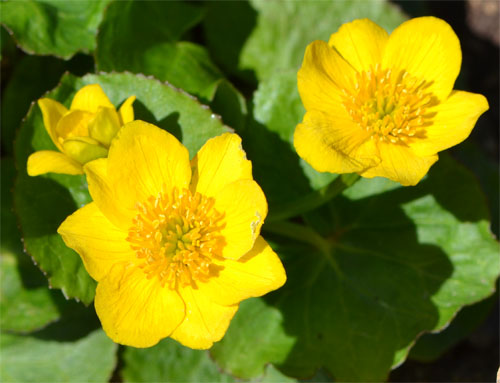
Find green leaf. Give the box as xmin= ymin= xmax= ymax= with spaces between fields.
xmin=204 ymin=0 xmax=407 ymax=82
xmin=1 ymin=55 xmax=66 ymax=155
xmin=408 ymin=294 xmax=497 ymax=362
xmin=95 ymin=0 xmax=249 ymax=129
xmin=122 ymin=337 xmax=295 ymax=383
xmin=14 ymin=72 xmax=229 ymax=304
xmin=0 ymin=0 xmax=112 ymax=59
xmin=122 ymin=338 xmax=235 ymax=383
xmin=203 ymin=1 xmax=259 ymax=84
xmin=95 ymin=0 xmax=223 ymax=101
xmin=209 ymin=79 xmax=248 ymax=132
xmin=211 ymin=155 xmax=500 ymax=381
xmin=0 ymin=158 xmax=65 ymax=333
xmin=0 ymin=329 xmax=117 ymax=382
xmin=242 ymin=71 xmax=335 ymax=213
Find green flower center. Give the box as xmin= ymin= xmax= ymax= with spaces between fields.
xmin=127 ymin=187 xmax=225 ymax=289
xmin=342 ymin=65 xmax=438 ymax=144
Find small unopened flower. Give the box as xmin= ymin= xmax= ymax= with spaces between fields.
xmin=294 ymin=17 xmax=488 ymax=185
xmin=27 ymin=84 xmax=135 ymax=176
xmin=58 ymin=121 xmax=286 ymax=349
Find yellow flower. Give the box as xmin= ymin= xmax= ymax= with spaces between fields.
xmin=27 ymin=84 xmax=135 ymax=176
xmin=57 ymin=121 xmax=286 ymax=349
xmin=294 ymin=17 xmax=489 ymax=186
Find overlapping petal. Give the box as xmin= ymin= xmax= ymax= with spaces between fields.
xmin=170 ymin=286 xmax=238 ymax=349
xmin=37 ymin=98 xmax=68 ymax=151
xmin=118 ymin=95 xmax=136 ymax=125
xmin=191 ymin=133 xmax=252 ymax=198
xmin=70 ymin=84 xmax=115 ymax=113
xmin=88 ymin=107 xmax=121 ymax=147
xmin=107 ymin=121 xmax=191 ymax=211
xmin=328 ymin=18 xmax=389 ymax=73
xmin=360 ymin=143 xmax=438 ymax=186
xmin=294 ymin=110 xmax=379 ymax=174
xmin=27 ymin=150 xmax=82 ymax=176
xmin=84 ymin=158 xmax=135 ymax=231
xmin=298 ymin=40 xmax=356 ymax=112
xmin=57 ymin=202 xmax=134 ymax=281
xmin=95 ymin=262 xmax=185 ymax=348
xmin=199 ymin=237 xmax=286 ymax=307
xmin=382 ymin=16 xmax=461 ymax=101
xmin=410 ymin=91 xmax=489 ymax=157
xmin=214 ymin=180 xmax=267 ymax=260
xmin=62 ymin=136 xmax=107 ymax=164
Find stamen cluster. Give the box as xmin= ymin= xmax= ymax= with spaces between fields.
xmin=342 ymin=64 xmax=438 ymax=144
xmin=127 ymin=187 xmax=225 ymax=289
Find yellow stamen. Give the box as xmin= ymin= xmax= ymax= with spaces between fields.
xmin=126 ymin=187 xmax=226 ymax=289
xmin=342 ymin=66 xmax=438 ymax=144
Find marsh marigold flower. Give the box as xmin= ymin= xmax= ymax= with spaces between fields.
xmin=294 ymin=17 xmax=488 ymax=185
xmin=27 ymin=84 xmax=135 ymax=176
xmin=58 ymin=121 xmax=286 ymax=349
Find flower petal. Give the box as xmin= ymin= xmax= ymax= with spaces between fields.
xmin=294 ymin=110 xmax=379 ymax=174
xmin=360 ymin=142 xmax=438 ymax=186
xmin=298 ymin=40 xmax=357 ymax=112
xmin=84 ymin=158 xmax=135 ymax=230
xmin=118 ymin=95 xmax=136 ymax=125
xmin=170 ymin=286 xmax=238 ymax=349
xmin=70 ymin=84 xmax=114 ymax=113
xmin=382 ymin=17 xmax=461 ymax=101
xmin=106 ymin=121 xmax=192 ymax=212
xmin=57 ymin=202 xmax=134 ymax=281
xmin=411 ymin=91 xmax=489 ymax=157
xmin=191 ymin=133 xmax=252 ymax=198
xmin=27 ymin=150 xmax=82 ymax=176
xmin=37 ymin=98 xmax=68 ymax=151
xmin=55 ymin=110 xmax=93 ymax=143
xmin=88 ymin=106 xmax=121 ymax=147
xmin=215 ymin=180 xmax=267 ymax=260
xmin=95 ymin=262 xmax=185 ymax=348
xmin=199 ymin=236 xmax=286 ymax=306
xmin=62 ymin=137 xmax=108 ymax=165
xmin=328 ymin=18 xmax=389 ymax=73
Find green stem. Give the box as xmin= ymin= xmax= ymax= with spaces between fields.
xmin=267 ymin=173 xmax=360 ymax=222
xmin=263 ymin=220 xmax=331 ymax=255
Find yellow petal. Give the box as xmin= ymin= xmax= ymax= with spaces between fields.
xmin=191 ymin=133 xmax=252 ymax=198
xmin=214 ymin=180 xmax=267 ymax=260
xmin=62 ymin=137 xmax=108 ymax=165
xmin=27 ymin=150 xmax=83 ymax=176
xmin=37 ymin=98 xmax=68 ymax=151
xmin=298 ymin=40 xmax=356 ymax=112
xmin=88 ymin=106 xmax=121 ymax=147
xmin=294 ymin=110 xmax=379 ymax=174
xmin=84 ymin=158 xmax=136 ymax=231
xmin=55 ymin=110 xmax=93 ymax=144
xmin=328 ymin=18 xmax=389 ymax=73
xmin=170 ymin=286 xmax=238 ymax=349
xmin=360 ymin=142 xmax=438 ymax=186
xmin=411 ymin=91 xmax=489 ymax=157
xmin=382 ymin=17 xmax=461 ymax=101
xmin=118 ymin=95 xmax=136 ymax=126
xmin=57 ymin=202 xmax=134 ymax=281
xmin=107 ymin=121 xmax=191 ymax=212
xmin=199 ymin=237 xmax=286 ymax=306
xmin=95 ymin=262 xmax=185 ymax=348
xmin=70 ymin=84 xmax=114 ymax=113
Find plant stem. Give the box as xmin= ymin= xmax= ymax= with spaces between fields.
xmin=266 ymin=173 xmax=360 ymax=222
xmin=263 ymin=220 xmax=331 ymax=255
